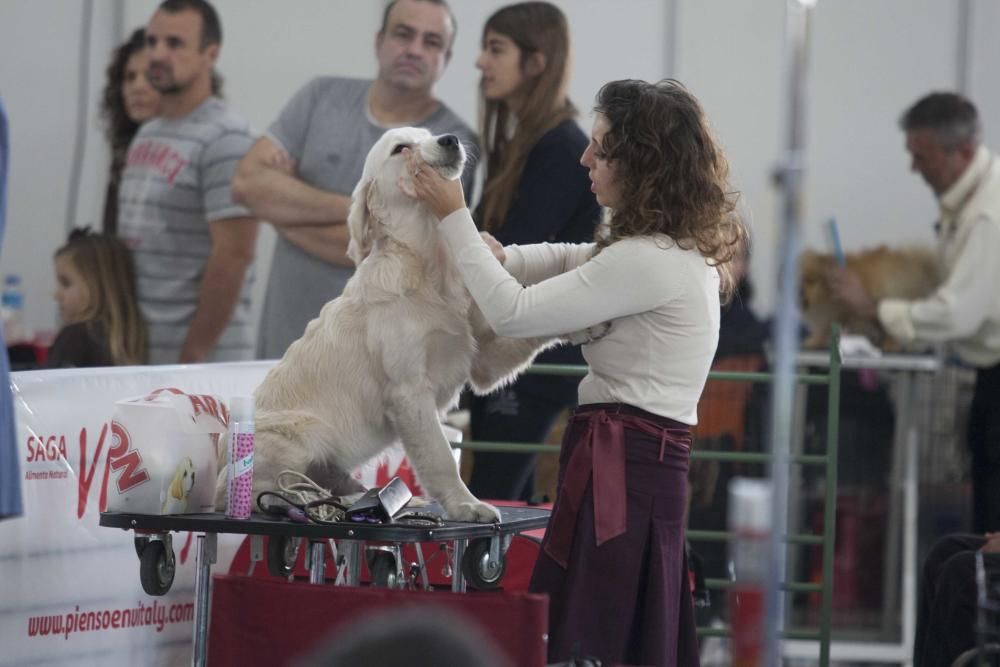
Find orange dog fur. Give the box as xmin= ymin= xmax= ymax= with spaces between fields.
xmin=799 ymin=245 xmax=941 ymax=350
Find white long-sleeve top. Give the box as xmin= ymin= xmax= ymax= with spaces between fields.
xmin=878 ymin=145 xmax=1000 ymax=367
xmin=439 ymin=209 xmax=721 ymax=425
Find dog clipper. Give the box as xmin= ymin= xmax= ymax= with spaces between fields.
xmin=345 ymin=477 xmax=413 ymax=523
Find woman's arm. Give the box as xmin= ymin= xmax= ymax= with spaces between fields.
xmin=504 ymin=242 xmax=596 ymax=285
xmin=879 ymin=218 xmax=1000 ymax=343
xmin=408 ymin=151 xmax=674 ymax=337
xmin=439 ymin=209 xmax=672 ymax=338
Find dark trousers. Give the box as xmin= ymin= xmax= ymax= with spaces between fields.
xmin=914 ymin=534 xmax=1000 ymax=666
xmin=468 ymin=373 xmax=580 ymax=501
xmin=970 ymin=362 xmax=1000 ymax=533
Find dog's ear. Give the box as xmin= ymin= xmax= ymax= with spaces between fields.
xmin=347 ymin=179 xmax=379 ymax=266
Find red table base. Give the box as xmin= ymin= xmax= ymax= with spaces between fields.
xmin=208 ymin=574 xmax=549 ymax=666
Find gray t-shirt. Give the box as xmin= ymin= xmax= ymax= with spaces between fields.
xmin=257 ymin=77 xmax=479 ymax=359
xmin=118 ymin=97 xmax=256 ymax=364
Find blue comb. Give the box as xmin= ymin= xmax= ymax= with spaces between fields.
xmin=827 ymin=218 xmax=845 ymax=266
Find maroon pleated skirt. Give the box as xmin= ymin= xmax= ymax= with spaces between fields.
xmin=529 ymin=403 xmax=700 ymax=667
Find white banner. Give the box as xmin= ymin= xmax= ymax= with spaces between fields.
xmin=1 ymin=361 xmax=456 ymax=666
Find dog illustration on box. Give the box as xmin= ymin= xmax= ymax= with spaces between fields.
xmin=161 ymin=456 xmax=196 ymax=514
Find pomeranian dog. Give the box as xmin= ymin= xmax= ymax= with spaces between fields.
xmin=799 ymin=245 xmax=941 ymax=351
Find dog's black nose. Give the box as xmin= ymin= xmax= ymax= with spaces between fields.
xmin=437 ymin=134 xmax=459 ymax=150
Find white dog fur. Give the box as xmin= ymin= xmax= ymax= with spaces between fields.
xmin=215 ymin=127 xmax=556 ymax=522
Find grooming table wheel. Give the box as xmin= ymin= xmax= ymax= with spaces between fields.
xmin=461 ymin=537 xmax=506 ymax=591
xmin=266 ymin=535 xmax=302 ymax=578
xmin=138 ymin=533 xmax=175 ymax=596
xmin=367 ymin=546 xmax=403 ymax=589
xmin=134 ymin=535 xmax=149 ymax=558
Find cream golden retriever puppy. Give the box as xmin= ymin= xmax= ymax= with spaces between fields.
xmin=215 ymin=127 xmax=555 ymax=522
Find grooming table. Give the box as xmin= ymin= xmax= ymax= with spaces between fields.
xmin=100 ymin=504 xmax=550 ymax=667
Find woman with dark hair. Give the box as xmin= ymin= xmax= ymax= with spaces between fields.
xmin=100 ymin=28 xmax=160 ymax=234
xmin=467 ymin=1 xmax=600 ymax=502
xmin=409 ymin=78 xmax=744 ymax=666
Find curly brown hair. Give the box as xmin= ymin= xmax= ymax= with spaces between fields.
xmin=593 ymin=79 xmax=746 ymax=299
xmin=101 ymin=29 xmax=148 ymax=178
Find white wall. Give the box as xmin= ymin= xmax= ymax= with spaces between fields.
xmin=1 ymin=2 xmax=120 ymax=337
xmin=1 ymin=0 xmax=998 ymax=341
xmin=674 ymin=0 xmax=998 ymax=313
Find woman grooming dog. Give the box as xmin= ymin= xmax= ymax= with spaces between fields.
xmin=467 ymin=2 xmax=600 ymax=502
xmin=408 ymin=79 xmax=743 ymax=667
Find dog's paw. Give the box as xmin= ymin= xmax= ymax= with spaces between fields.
xmin=446 ymin=500 xmax=501 ymax=523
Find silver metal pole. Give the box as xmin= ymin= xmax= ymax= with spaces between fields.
xmin=766 ymin=1 xmax=815 ymax=664
xmin=341 ymin=539 xmax=361 ymax=587
xmin=192 ymin=533 xmax=217 ymax=667
xmin=662 ymin=0 xmax=680 ymax=79
xmin=308 ymin=541 xmax=326 ymax=584
xmin=111 ymin=0 xmax=124 ymax=41
xmin=451 ymin=538 xmax=468 ymax=593
xmin=64 ymin=0 xmax=94 ymax=235
xmin=956 ymin=0 xmax=972 ymax=94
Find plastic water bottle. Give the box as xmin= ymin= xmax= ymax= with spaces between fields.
xmin=728 ymin=478 xmax=772 ymax=667
xmin=1 ymin=273 xmax=27 ymax=344
xmin=225 ymin=396 xmax=255 ymax=520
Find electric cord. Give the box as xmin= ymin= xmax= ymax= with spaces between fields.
xmin=255 ymin=470 xmax=443 ymax=527
xmin=255 ymin=470 xmax=349 ymax=524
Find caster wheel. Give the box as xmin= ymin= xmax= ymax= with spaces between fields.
xmin=461 ymin=538 xmax=505 ymax=590
xmin=134 ymin=535 xmax=150 ymax=559
xmin=139 ymin=540 xmax=175 ymax=596
xmin=266 ymin=536 xmax=300 ymax=578
xmin=369 ymin=552 xmax=400 ymax=588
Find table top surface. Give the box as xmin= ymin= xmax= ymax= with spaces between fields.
xmin=100 ymin=504 xmax=550 ymax=542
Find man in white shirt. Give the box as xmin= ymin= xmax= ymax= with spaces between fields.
xmin=830 ymin=92 xmax=1000 ymax=532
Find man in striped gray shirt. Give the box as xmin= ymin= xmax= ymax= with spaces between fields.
xmin=118 ymin=0 xmax=258 ymax=364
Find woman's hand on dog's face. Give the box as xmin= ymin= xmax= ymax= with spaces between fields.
xmin=402 ymin=149 xmax=466 ymax=220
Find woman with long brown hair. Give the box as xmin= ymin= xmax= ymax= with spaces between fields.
xmin=409 ymin=78 xmax=745 ymax=666
xmin=100 ymin=28 xmax=161 ymax=235
xmin=467 ymin=1 xmax=600 ymax=502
